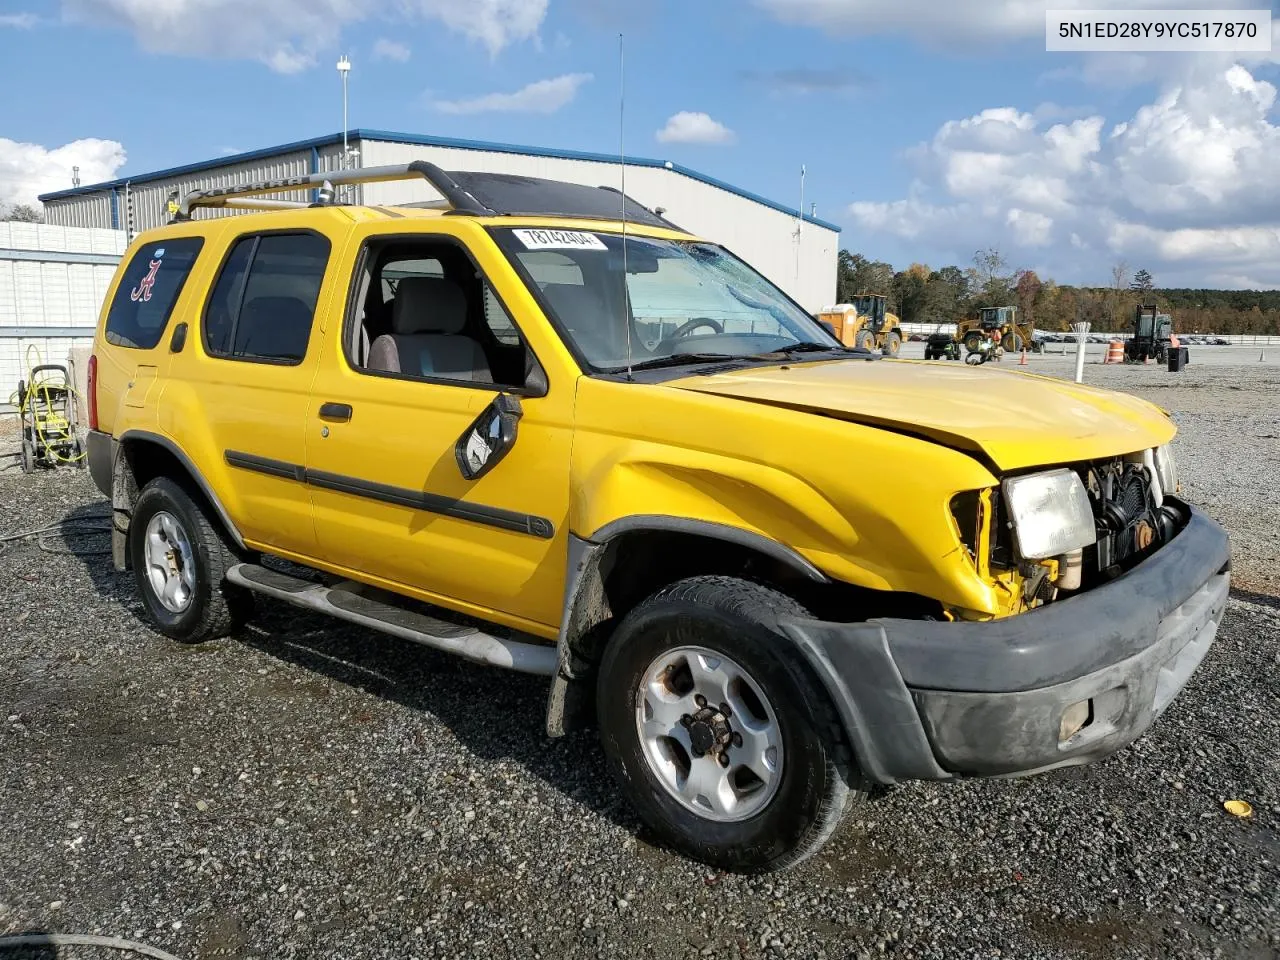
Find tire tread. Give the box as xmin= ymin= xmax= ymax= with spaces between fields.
xmin=607 ymin=575 xmax=864 ymax=873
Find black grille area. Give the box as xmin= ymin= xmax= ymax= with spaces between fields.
xmin=1081 ymin=459 xmax=1176 ymax=580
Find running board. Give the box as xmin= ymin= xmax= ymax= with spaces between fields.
xmin=225 ymin=563 xmax=557 ymax=676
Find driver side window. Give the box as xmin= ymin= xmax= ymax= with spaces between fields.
xmin=347 ymin=238 xmax=539 ymax=390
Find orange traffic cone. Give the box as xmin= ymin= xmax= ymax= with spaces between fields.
xmin=1019 ymin=349 xmax=1027 ymax=365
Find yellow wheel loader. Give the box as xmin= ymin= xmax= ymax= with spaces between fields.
xmin=955 ymin=306 xmax=1036 ymax=357
xmin=817 ymin=295 xmax=904 ymax=356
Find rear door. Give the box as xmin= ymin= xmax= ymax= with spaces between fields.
xmin=95 ymin=236 xmax=206 ymax=431
xmin=164 ymin=228 xmax=336 ymax=556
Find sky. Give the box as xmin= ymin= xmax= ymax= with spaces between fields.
xmin=1 ymin=0 xmax=1279 ymax=289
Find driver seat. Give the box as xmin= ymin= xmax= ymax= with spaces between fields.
xmin=367 ymin=277 xmax=492 ymax=382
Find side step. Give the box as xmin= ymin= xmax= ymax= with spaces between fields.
xmin=225 ymin=563 xmax=558 ymax=676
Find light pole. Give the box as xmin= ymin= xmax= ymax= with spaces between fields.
xmin=337 ymin=55 xmax=351 ymax=169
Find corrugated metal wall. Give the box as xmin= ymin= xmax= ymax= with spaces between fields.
xmin=39 ymin=137 xmax=837 ymax=309
xmin=43 ymin=192 xmax=114 ymax=230
xmin=0 ymin=223 xmax=125 ymax=401
xmin=358 ymin=139 xmax=837 ymax=310
xmin=43 ymin=148 xmax=349 ymax=235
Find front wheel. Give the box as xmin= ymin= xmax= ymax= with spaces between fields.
xmin=881 ymin=330 xmax=902 ymax=357
xmin=597 ymin=576 xmax=861 ymax=873
xmin=129 ymin=476 xmax=253 ymax=643
xmin=854 ymin=328 xmax=876 ymax=352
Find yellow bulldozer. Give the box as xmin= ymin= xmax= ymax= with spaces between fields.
xmin=955 ymin=305 xmax=1036 ymax=356
xmin=817 ymin=294 xmax=904 ymax=356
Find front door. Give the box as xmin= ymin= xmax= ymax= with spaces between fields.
xmin=303 ymin=224 xmax=573 ymax=635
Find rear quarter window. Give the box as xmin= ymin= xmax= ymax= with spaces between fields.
xmin=104 ymin=238 xmax=204 ymax=349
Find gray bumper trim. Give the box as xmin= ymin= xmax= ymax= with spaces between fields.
xmin=882 ymin=502 xmax=1229 ymax=693
xmin=778 ymin=505 xmax=1231 ymax=785
xmin=86 ymin=429 xmax=112 ymax=498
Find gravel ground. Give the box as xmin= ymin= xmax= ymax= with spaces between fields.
xmin=1 ymin=361 xmax=1277 ymax=960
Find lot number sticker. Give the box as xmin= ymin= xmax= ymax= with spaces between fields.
xmin=513 ymin=229 xmax=608 ymax=251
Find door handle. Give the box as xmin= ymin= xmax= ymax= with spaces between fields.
xmin=318 ymin=402 xmax=353 ymax=422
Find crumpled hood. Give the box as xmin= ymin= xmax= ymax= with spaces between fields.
xmin=667 ymin=358 xmax=1176 ymax=471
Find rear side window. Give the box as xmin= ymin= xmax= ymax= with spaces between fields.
xmin=104 ymin=238 xmax=204 ymax=349
xmin=203 ymin=232 xmax=330 ymax=364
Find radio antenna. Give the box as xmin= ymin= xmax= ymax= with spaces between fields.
xmin=619 ymin=32 xmax=633 ymax=381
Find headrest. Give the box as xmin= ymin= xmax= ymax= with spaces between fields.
xmin=393 ymin=277 xmax=467 ymax=335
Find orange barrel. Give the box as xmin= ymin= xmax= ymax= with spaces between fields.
xmin=1105 ymin=340 xmax=1124 ymax=364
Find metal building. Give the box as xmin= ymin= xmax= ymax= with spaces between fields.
xmin=39 ymin=130 xmax=840 ymax=310
xmin=0 ymin=222 xmax=123 ymax=404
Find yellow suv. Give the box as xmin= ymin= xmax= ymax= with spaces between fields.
xmin=85 ymin=163 xmax=1230 ymax=873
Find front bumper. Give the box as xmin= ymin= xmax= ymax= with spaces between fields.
xmin=779 ymin=502 xmax=1231 ymax=785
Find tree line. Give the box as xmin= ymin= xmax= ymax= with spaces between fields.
xmin=0 ymin=204 xmax=45 ymax=223
xmin=838 ymin=249 xmax=1280 ymax=335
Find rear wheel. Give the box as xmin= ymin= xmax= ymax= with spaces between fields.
xmin=129 ymin=476 xmax=253 ymax=644
xmin=597 ymin=575 xmax=861 ymax=873
xmin=854 ymin=329 xmax=876 ymax=352
xmin=881 ymin=330 xmax=902 ymax=357
xmin=963 ymin=330 xmax=985 ymax=354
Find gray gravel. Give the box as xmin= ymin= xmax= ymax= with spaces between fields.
xmin=1 ymin=361 xmax=1278 ymax=959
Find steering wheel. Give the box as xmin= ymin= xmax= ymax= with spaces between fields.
xmin=659 ymin=317 xmax=725 ymax=352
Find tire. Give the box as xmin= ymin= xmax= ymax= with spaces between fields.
xmin=924 ymin=347 xmax=936 ymax=360
xmin=1002 ymin=332 xmax=1023 ymax=353
xmin=963 ymin=331 xmax=984 ymax=354
xmin=596 ymin=575 xmax=862 ymax=873
xmin=881 ymin=330 xmax=902 ymax=357
xmin=20 ymin=439 xmax=36 ymax=474
xmin=854 ymin=329 xmax=876 ymax=352
xmin=129 ymin=476 xmax=253 ymax=644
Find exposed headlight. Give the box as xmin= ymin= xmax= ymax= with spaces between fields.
xmin=1153 ymin=444 xmax=1178 ymax=497
xmin=1002 ymin=469 xmax=1096 ymax=561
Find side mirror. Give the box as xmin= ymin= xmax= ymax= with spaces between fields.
xmin=455 ymin=393 xmax=523 ymax=481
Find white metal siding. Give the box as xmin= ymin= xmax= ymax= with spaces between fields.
xmin=37 ymin=138 xmax=838 ymax=310
xmin=0 ymin=224 xmax=124 ymax=396
xmin=44 ymin=193 xmax=114 ymax=230
xmin=358 ymin=139 xmax=837 ymax=311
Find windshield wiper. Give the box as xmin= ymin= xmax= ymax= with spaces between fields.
xmin=608 ymin=352 xmax=739 ymax=373
xmin=745 ymin=342 xmax=854 ymax=360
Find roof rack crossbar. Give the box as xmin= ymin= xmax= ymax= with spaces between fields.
xmin=172 ymin=161 xmax=491 ymax=221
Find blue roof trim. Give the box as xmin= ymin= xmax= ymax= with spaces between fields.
xmin=40 ymin=128 xmax=842 ymax=233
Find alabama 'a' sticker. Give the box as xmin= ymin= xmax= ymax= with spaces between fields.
xmin=130 ymin=257 xmax=163 ymax=303
xmin=512 ymin=229 xmax=608 ymax=251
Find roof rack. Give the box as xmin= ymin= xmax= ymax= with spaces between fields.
xmin=169 ymin=161 xmax=683 ymax=231
xmin=170 ymin=161 xmax=485 ymax=221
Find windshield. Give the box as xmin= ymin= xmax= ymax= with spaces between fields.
xmin=491 ymin=228 xmax=838 ymax=371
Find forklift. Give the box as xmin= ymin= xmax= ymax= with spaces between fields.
xmin=1124 ymin=304 xmax=1173 ymax=364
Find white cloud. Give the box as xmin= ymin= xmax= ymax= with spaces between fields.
xmin=60 ymin=0 xmax=545 ymax=72
xmin=432 ymin=73 xmax=592 ymax=115
xmin=0 ymin=137 xmax=127 ymax=209
xmin=0 ymin=12 xmax=38 ymax=27
xmin=655 ymin=112 xmax=736 ymax=145
xmin=848 ymin=64 xmax=1280 ymax=287
xmin=373 ymin=38 xmax=410 ymax=61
